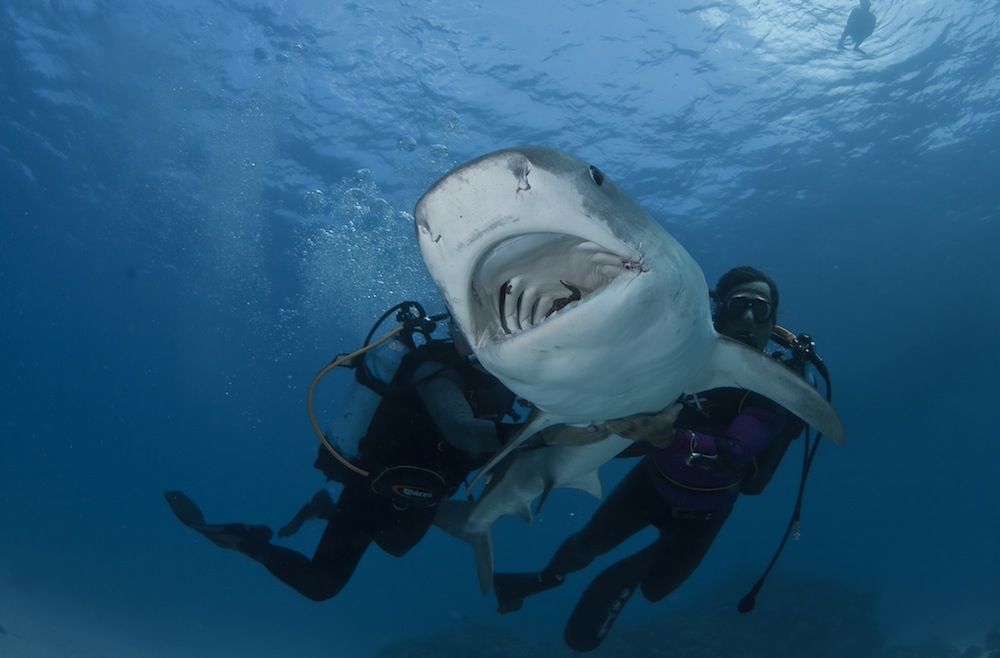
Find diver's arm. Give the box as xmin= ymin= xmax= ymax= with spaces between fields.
xmin=414 ymin=361 xmax=503 ymax=453
xmin=604 ymin=402 xmax=683 ymax=447
xmin=540 ymin=402 xmax=683 ymax=448
xmin=741 ymin=428 xmax=796 ymax=495
xmin=682 ymin=405 xmax=788 ymax=475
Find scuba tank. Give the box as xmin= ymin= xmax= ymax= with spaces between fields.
xmin=307 ymin=301 xmax=521 ymax=510
xmin=307 ymin=301 xmax=454 ymax=509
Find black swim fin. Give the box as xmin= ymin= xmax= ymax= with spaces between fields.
xmin=564 ymin=547 xmax=655 ymax=652
xmin=164 ymin=490 xmax=273 ymax=551
xmin=164 ymin=490 xmax=207 ymax=528
xmin=493 ymin=571 xmax=564 ymax=614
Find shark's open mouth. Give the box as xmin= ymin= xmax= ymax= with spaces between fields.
xmin=471 ymin=233 xmax=645 ymax=338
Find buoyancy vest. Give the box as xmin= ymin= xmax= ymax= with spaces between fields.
xmin=662 ymin=355 xmax=807 ymax=496
xmin=314 ymin=340 xmax=517 ymax=504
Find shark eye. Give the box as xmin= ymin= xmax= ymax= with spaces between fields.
xmin=588 ymin=165 xmax=605 ymax=186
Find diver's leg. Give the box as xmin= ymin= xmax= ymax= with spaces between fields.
xmin=165 ymin=487 xmax=371 ymax=602
xmin=242 ymin=485 xmax=379 ymax=601
xmin=494 ymin=458 xmax=660 ymax=612
xmin=639 ymin=509 xmax=730 ymax=602
xmin=563 ymin=544 xmax=658 ymax=653
xmin=252 ymin=490 xmax=433 ymax=600
xmin=277 ymin=489 xmax=336 ymax=538
xmin=371 ymin=503 xmax=436 ymax=557
xmin=241 ymin=505 xmax=371 ymax=601
xmin=561 ymin=509 xmax=731 ymax=652
xmin=545 ymin=458 xmax=659 ymax=574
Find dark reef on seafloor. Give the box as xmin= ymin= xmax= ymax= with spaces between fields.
xmin=372 ymin=573 xmax=999 ymax=658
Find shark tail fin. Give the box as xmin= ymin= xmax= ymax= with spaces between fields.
xmin=433 ymin=498 xmax=495 ymax=595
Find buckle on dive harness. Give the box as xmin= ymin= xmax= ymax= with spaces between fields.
xmin=683 ymin=430 xmax=718 ymax=469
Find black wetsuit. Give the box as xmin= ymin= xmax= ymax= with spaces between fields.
xmin=242 ymin=343 xmax=516 ymax=601
xmin=496 ymin=386 xmax=805 ymax=651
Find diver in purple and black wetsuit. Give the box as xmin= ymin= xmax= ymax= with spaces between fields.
xmin=493 ymin=266 xmax=809 ymax=652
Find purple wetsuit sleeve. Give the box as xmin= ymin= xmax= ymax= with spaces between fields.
xmin=719 ymin=405 xmax=786 ymax=462
xmin=682 ymin=405 xmax=784 ymax=466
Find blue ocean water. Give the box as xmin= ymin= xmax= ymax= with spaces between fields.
xmin=2 ymin=1 xmax=998 ymax=656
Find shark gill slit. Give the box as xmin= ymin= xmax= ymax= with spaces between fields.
xmin=498 ymin=280 xmax=512 ymax=334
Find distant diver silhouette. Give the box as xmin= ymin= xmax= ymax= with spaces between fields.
xmin=838 ymin=0 xmax=876 ymax=51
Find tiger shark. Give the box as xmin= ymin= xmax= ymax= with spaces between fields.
xmin=414 ymin=146 xmax=844 ymax=592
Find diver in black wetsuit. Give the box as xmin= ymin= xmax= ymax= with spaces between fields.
xmin=838 ymin=0 xmax=876 ymax=51
xmin=166 ymin=330 xmax=519 ymax=601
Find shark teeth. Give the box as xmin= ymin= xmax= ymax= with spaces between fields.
xmin=498 ymin=278 xmax=583 ymax=333
xmin=477 ymin=234 xmax=639 ymax=338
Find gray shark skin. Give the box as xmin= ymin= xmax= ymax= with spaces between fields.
xmin=415 ymin=147 xmax=715 ymax=425
xmin=434 ymin=431 xmax=632 ymax=593
xmin=414 ymin=147 xmax=844 ymax=592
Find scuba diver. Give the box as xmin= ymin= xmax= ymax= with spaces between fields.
xmin=838 ymin=0 xmax=876 ymax=51
xmin=165 ymin=302 xmax=522 ymax=601
xmin=492 ymin=266 xmax=832 ymax=652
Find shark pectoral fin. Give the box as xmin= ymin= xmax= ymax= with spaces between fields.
xmin=534 ymin=470 xmax=602 ymax=515
xmin=473 ymin=530 xmax=495 ymax=595
xmin=432 ymin=498 xmax=473 ymax=540
xmin=534 ymin=480 xmax=554 ymax=516
xmin=534 ymin=438 xmax=625 ymax=515
xmin=513 ymin=500 xmax=534 ymax=524
xmin=433 ymin=499 xmax=496 ymax=595
xmin=559 ymin=469 xmax=603 ymax=499
xmin=479 ymin=456 xmax=534 ymax=525
xmin=467 ymin=411 xmax=558 ymax=492
xmin=693 ymin=337 xmax=845 ymax=446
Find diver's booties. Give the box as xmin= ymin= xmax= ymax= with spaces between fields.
xmin=164 ymin=490 xmax=273 ymax=552
xmin=199 ymin=522 xmax=273 ymax=552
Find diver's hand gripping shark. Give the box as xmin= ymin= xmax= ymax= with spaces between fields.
xmin=414 ymin=147 xmax=844 ymax=593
